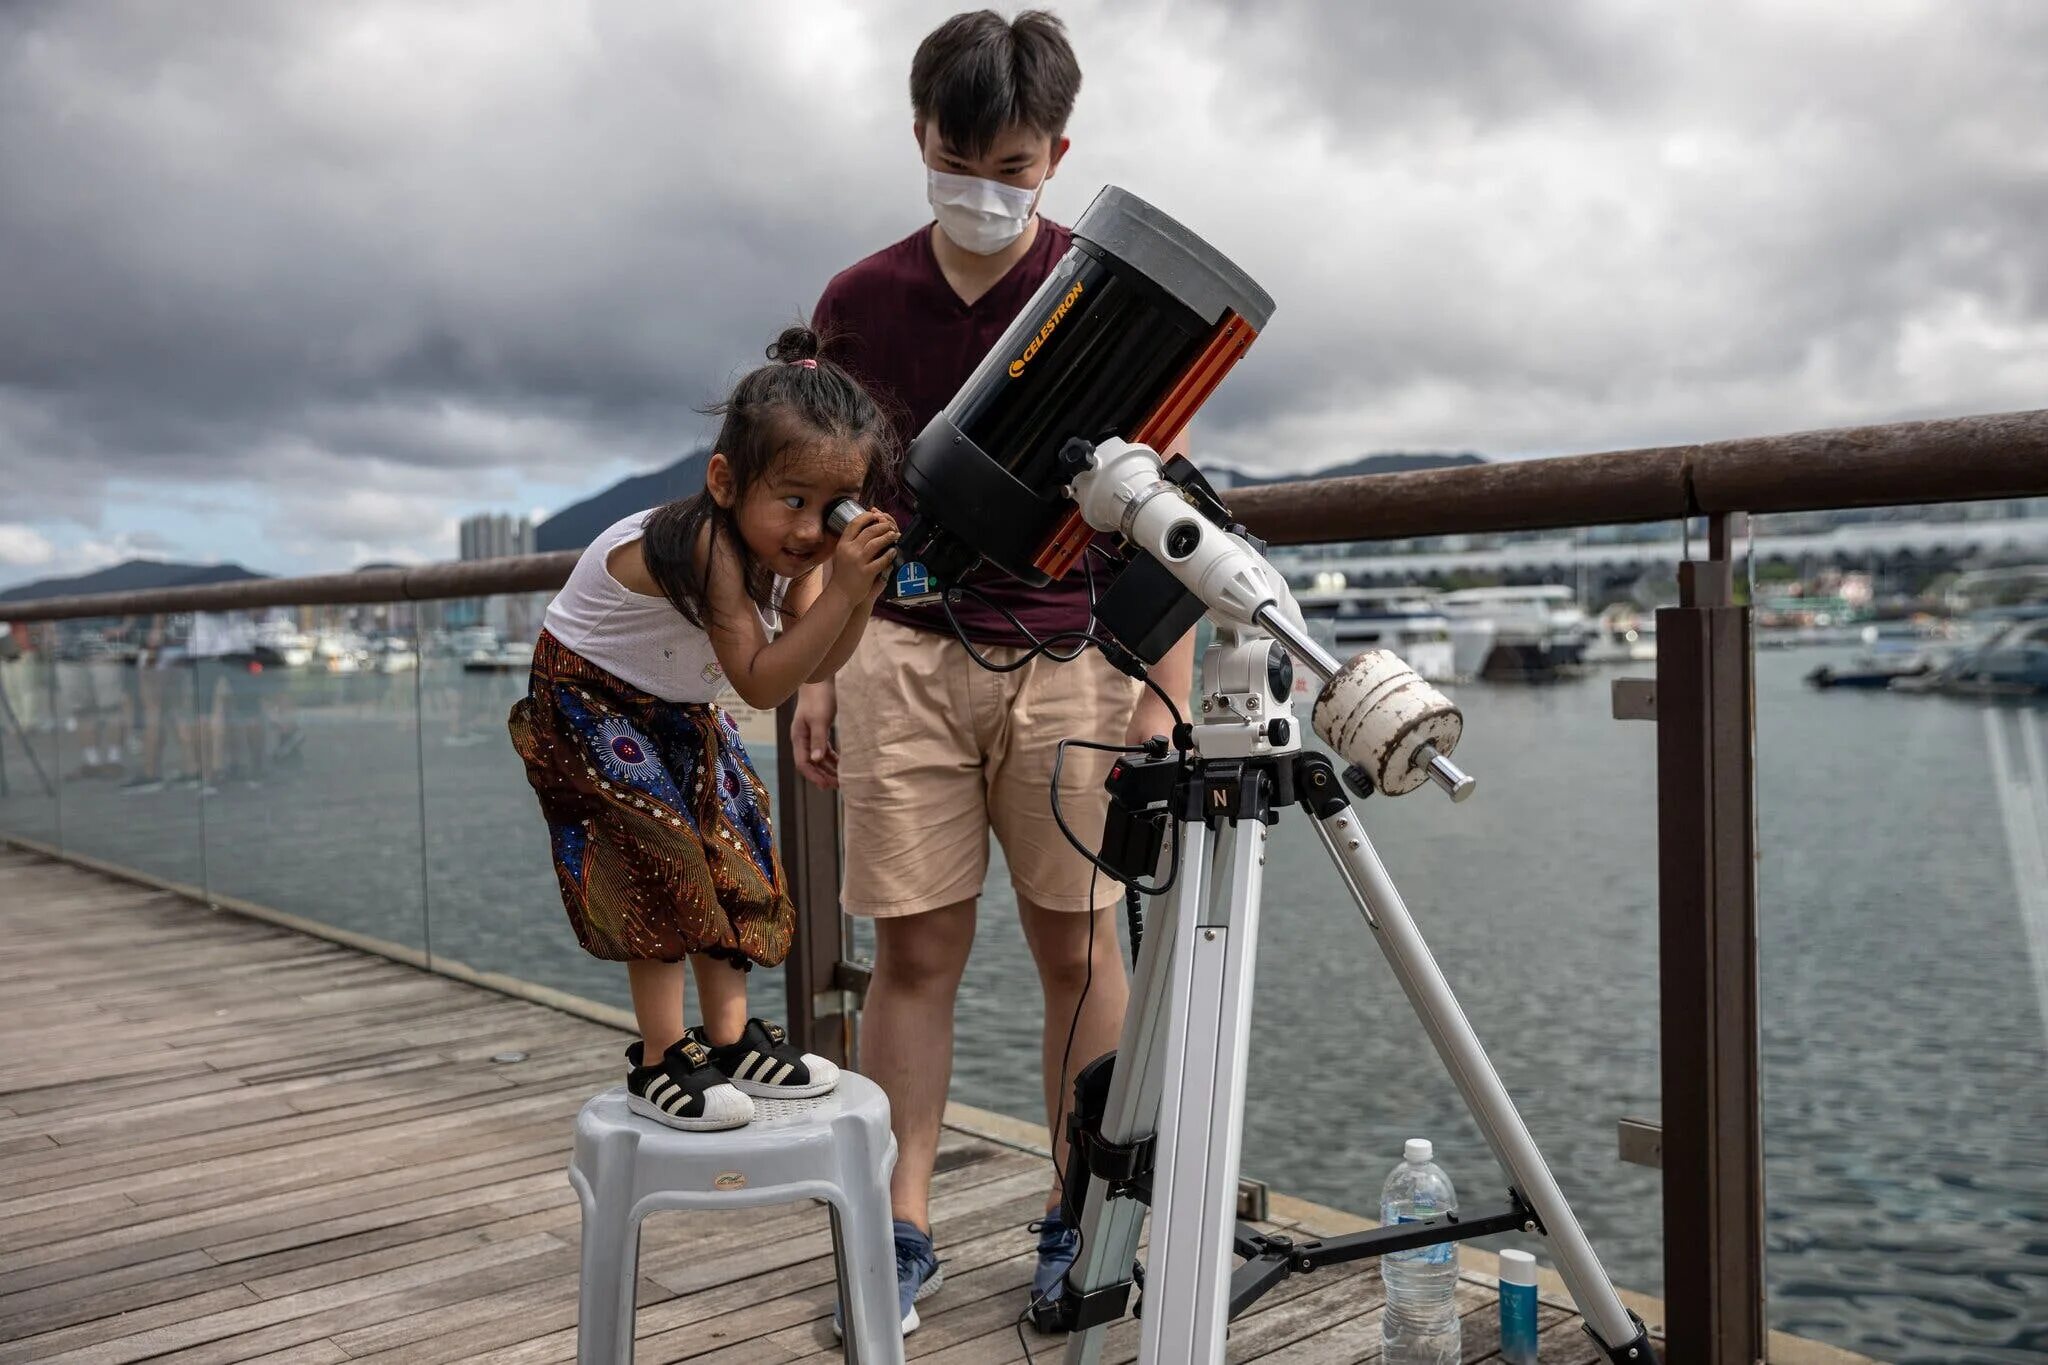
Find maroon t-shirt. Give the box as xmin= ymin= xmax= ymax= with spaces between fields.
xmin=813 ymin=219 xmax=1106 ymax=645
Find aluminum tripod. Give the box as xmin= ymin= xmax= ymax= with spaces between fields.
xmin=1053 ymin=615 xmax=1657 ymax=1365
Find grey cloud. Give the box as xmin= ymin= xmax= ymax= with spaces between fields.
xmin=1 ymin=0 xmax=2042 ymax=555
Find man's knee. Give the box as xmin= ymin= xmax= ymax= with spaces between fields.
xmin=872 ymin=902 xmax=977 ymax=989
xmin=1021 ymin=903 xmax=1119 ymax=996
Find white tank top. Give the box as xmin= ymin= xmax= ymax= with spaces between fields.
xmin=542 ymin=511 xmax=782 ymax=703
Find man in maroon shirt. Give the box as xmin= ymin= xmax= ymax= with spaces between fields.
xmin=797 ymin=9 xmax=1193 ymax=1336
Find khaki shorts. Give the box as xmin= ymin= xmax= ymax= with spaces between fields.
xmin=835 ymin=617 xmax=1141 ymax=917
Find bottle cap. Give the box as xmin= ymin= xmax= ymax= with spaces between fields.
xmin=1404 ymin=1138 xmax=1433 ymax=1163
xmin=1499 ymin=1248 xmax=1537 ymax=1286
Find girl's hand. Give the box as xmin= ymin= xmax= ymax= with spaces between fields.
xmin=829 ymin=510 xmax=899 ymax=608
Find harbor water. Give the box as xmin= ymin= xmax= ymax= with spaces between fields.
xmin=2 ymin=640 xmax=2043 ymax=1363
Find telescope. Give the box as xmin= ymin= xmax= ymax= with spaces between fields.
xmin=895 ymin=186 xmax=1470 ymax=799
xmin=882 ymin=187 xmax=1656 ymax=1365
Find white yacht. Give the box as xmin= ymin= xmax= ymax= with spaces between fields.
xmin=1293 ymin=587 xmax=1463 ymax=682
xmin=369 ymin=637 xmax=419 ymax=673
xmin=1438 ymin=586 xmax=1590 ymax=680
xmin=253 ymin=619 xmax=314 ymax=668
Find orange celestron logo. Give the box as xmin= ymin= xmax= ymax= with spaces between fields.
xmin=1009 ymin=280 xmax=1084 ymax=377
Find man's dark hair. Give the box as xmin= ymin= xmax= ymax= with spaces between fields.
xmin=910 ymin=9 xmax=1081 ymax=158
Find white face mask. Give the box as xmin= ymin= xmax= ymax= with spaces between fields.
xmin=927 ymin=167 xmax=1042 ymax=255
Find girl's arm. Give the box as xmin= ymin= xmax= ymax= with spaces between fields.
xmin=701 ymin=513 xmax=896 ymax=711
xmin=782 ymin=562 xmax=880 ymax=683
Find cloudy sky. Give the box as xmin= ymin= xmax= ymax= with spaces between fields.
xmin=1 ymin=0 xmax=2042 ymax=588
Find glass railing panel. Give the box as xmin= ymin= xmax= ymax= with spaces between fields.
xmin=43 ymin=615 xmax=205 ymax=888
xmin=938 ymin=574 xmax=1668 ymax=1299
xmin=417 ymin=593 xmax=787 ymax=1020
xmin=195 ymin=604 xmax=429 ymax=954
xmin=1250 ymin=653 xmax=1664 ymax=1286
xmin=1756 ymin=515 xmax=2048 ymax=1363
xmin=0 ymin=622 xmax=62 ymax=847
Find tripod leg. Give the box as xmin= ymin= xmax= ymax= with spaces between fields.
xmin=1061 ymin=817 xmax=1208 ymax=1365
xmin=1142 ymin=814 xmax=1267 ymax=1364
xmin=1308 ymin=802 xmax=1655 ymax=1360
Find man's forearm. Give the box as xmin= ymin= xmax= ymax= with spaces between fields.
xmin=1151 ymin=631 xmax=1195 ymax=717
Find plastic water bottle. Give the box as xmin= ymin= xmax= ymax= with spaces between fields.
xmin=1380 ymin=1138 xmax=1461 ymax=1365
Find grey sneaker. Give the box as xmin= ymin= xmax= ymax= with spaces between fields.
xmin=1026 ymin=1209 xmax=1081 ymax=1332
xmin=833 ymin=1218 xmax=942 ymax=1338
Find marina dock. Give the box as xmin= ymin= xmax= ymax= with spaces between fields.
xmin=0 ymin=846 xmax=1641 ymax=1364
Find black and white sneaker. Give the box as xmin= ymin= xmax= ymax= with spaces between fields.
xmin=687 ymin=1018 xmax=841 ymax=1099
xmin=623 ymin=1039 xmax=754 ymax=1131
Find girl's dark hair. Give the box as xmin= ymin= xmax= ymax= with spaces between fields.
xmin=641 ymin=325 xmax=897 ymax=630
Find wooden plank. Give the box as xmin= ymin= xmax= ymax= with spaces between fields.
xmin=0 ymin=1150 xmax=570 ymax=1278
xmin=0 ymin=1287 xmax=266 ymax=1365
xmin=0 ymin=851 xmax=1627 ymax=1365
xmin=1245 ymin=1279 xmax=1488 ymax=1364
xmin=3 ymin=1236 xmax=565 ymax=1365
xmin=0 ymin=1068 xmax=246 ymax=1119
xmin=108 ymin=1243 xmax=593 ymax=1365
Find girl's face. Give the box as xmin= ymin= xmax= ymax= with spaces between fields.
xmin=707 ymin=440 xmax=870 ymax=580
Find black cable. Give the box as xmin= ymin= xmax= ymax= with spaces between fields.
xmin=1050 ymin=738 xmax=1185 ymax=898
xmin=927 ymin=555 xmax=1184 ymax=1350
xmin=938 ymin=581 xmax=1094 ymax=669
xmin=1017 ymin=862 xmax=1103 ymax=1359
xmin=934 ymin=565 xmax=1187 ymax=734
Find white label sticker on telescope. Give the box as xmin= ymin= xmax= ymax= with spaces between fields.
xmin=890 ymin=561 xmax=937 ymax=604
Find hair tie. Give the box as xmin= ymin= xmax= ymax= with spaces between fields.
xmin=790 ymin=357 xmax=817 ymax=369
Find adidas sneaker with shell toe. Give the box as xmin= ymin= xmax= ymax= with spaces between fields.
xmin=687 ymin=1018 xmax=841 ymax=1099
xmin=623 ymin=1039 xmax=753 ymax=1131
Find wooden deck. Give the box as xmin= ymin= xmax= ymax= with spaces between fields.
xmin=0 ymin=847 xmax=1610 ymax=1364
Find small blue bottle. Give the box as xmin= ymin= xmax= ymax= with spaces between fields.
xmin=1498 ymin=1248 xmax=1539 ymax=1365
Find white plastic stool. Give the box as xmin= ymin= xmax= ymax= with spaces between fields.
xmin=568 ymin=1074 xmax=903 ymax=1364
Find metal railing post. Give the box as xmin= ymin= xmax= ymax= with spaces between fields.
xmin=775 ymin=699 xmax=852 ymax=1067
xmin=1655 ymin=512 xmax=1766 ymax=1363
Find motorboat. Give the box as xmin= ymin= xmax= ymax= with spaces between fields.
xmin=253 ymin=619 xmax=314 ymax=669
xmin=1293 ymin=588 xmax=1462 ymax=682
xmin=370 ymin=637 xmax=419 ymax=673
xmin=1438 ymin=586 xmax=1590 ymax=681
xmin=1892 ymin=613 xmax=2048 ymax=697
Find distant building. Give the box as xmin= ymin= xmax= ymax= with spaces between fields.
xmin=453 ymin=513 xmax=537 ymax=633
xmin=459 ymin=513 xmax=535 ymax=562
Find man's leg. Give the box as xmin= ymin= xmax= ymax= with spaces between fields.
xmin=863 ymin=899 xmax=978 ymax=1231
xmin=987 ymin=639 xmax=1145 ymax=1218
xmin=1018 ymin=896 xmax=1130 ymax=1209
xmin=834 ymin=619 xmax=994 ymax=1232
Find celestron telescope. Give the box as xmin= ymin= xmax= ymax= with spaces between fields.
xmin=886 ymin=186 xmax=1658 ymax=1365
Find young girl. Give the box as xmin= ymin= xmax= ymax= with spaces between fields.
xmin=511 ymin=326 xmax=899 ymax=1132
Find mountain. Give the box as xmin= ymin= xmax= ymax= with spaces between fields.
xmin=1208 ymin=452 xmax=1486 ymax=488
xmin=534 ymin=449 xmax=711 ymax=552
xmin=0 ymin=559 xmax=267 ymax=605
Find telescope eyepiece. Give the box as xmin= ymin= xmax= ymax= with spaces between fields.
xmin=824 ymin=498 xmax=865 ymax=537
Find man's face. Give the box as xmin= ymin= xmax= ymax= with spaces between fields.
xmin=917 ymin=120 xmax=1067 ymax=192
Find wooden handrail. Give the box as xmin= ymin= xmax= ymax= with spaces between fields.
xmin=1226 ymin=407 xmax=2048 ymax=545
xmin=6 ymin=408 xmax=2045 ymax=622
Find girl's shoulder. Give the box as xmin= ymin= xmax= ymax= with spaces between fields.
xmin=567 ymin=510 xmax=664 ymax=599
xmin=606 ymin=537 xmax=661 ymax=597
xmin=574 ymin=509 xmax=656 ymax=563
